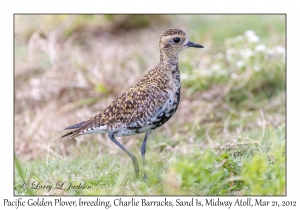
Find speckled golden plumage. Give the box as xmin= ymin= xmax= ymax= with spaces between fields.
xmin=61 ymin=28 xmax=204 ymax=178
xmin=65 ymin=75 xmax=168 ymax=134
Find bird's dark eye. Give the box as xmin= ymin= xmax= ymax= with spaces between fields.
xmin=173 ymin=37 xmax=180 ymax=43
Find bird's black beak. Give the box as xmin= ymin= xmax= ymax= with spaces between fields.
xmin=186 ymin=41 xmax=204 ymax=48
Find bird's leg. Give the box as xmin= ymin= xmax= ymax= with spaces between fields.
xmin=108 ymin=132 xmax=139 ymax=177
xmin=141 ymin=131 xmax=151 ymax=180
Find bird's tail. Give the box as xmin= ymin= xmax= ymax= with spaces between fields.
xmin=61 ymin=131 xmax=76 ymax=138
xmin=61 ymin=121 xmax=86 ymax=138
xmin=64 ymin=121 xmax=86 ymax=130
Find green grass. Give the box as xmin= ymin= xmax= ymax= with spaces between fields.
xmin=15 ymin=126 xmax=285 ymax=195
xmin=14 ymin=15 xmax=285 ymax=195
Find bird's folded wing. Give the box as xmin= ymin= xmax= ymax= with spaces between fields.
xmin=61 ymin=83 xmax=168 ymax=138
xmin=101 ymin=83 xmax=169 ymax=128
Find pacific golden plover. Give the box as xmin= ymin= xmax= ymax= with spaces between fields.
xmin=62 ymin=28 xmax=204 ymax=179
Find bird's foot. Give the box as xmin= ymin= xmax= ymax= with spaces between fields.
xmin=143 ymin=172 xmax=148 ymax=182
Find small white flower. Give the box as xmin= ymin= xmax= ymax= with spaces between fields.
xmin=244 ymin=30 xmax=256 ymax=37
xmin=241 ymin=49 xmax=254 ymax=59
xmin=244 ymin=30 xmax=260 ymax=42
xmin=255 ymin=44 xmax=266 ymax=52
xmin=248 ymin=35 xmax=260 ymax=43
xmin=265 ymin=49 xmax=275 ymax=60
xmin=211 ymin=64 xmax=222 ymax=71
xmin=236 ymin=60 xmax=245 ymax=68
xmin=267 ymin=49 xmax=275 ymax=56
xmin=274 ymin=46 xmax=285 ymax=54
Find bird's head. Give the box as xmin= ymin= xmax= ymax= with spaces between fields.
xmin=159 ymin=28 xmax=204 ymax=58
